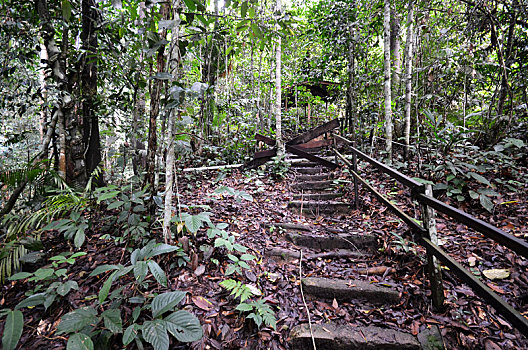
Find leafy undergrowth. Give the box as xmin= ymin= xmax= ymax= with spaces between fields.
xmin=1 ymin=158 xmax=527 ymax=349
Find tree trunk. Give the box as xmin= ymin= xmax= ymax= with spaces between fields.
xmin=390 ymin=7 xmax=401 ymax=95
xmin=163 ymin=0 xmax=181 ymax=244
xmin=383 ymin=0 xmax=393 ymax=163
xmin=39 ymin=42 xmax=48 ymax=143
xmin=145 ymin=3 xmax=169 ymax=202
xmin=81 ymin=0 xmax=103 ymax=186
xmin=403 ymin=0 xmax=414 ymax=161
xmin=275 ymin=0 xmax=284 ymax=156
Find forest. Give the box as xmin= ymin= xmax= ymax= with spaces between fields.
xmin=0 ymin=0 xmax=527 ymax=349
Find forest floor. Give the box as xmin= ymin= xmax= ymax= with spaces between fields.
xmin=2 ymin=154 xmax=528 ymax=349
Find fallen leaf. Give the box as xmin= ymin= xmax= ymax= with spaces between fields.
xmin=194 ymin=264 xmax=205 ymax=276
xmin=487 ymin=283 xmax=506 ymax=294
xmin=468 ymin=257 xmax=476 ymax=267
xmin=483 ymin=269 xmax=510 ymax=280
xmin=192 ymin=295 xmax=213 ymax=311
xmin=332 ymin=298 xmax=338 ymax=309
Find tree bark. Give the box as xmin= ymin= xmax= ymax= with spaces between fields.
xmin=403 ymin=0 xmax=414 ymax=161
xmin=81 ymin=0 xmax=103 ymax=186
xmin=383 ymin=0 xmax=393 ymax=163
xmin=275 ymin=0 xmax=284 ymax=156
xmin=390 ymin=7 xmax=401 ymax=95
xmin=145 ymin=3 xmax=170 ymax=202
xmin=163 ymin=0 xmax=181 ymax=244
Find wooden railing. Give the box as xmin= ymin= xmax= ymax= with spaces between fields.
xmin=332 ymin=134 xmax=528 ymax=335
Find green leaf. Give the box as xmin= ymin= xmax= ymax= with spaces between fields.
xmin=142 ymin=320 xmax=169 ymax=350
xmin=235 ymin=303 xmax=253 ymax=312
xmin=469 ymin=190 xmax=479 ymax=199
xmin=97 ymin=191 xmax=120 ymax=203
xmin=134 ymin=261 xmax=148 ymax=283
xmin=480 ymin=195 xmax=494 ymax=213
xmin=57 ymin=307 xmax=99 ymax=334
xmin=61 ymin=0 xmax=71 ymax=21
xmin=123 ymin=324 xmax=138 ymax=346
xmin=147 ymin=244 xmax=179 ymax=258
xmin=66 ymin=333 xmax=93 ymax=350
xmin=165 ymin=310 xmax=203 ymax=342
xmin=101 ymin=309 xmax=122 ymax=334
xmin=33 ymin=268 xmax=54 ymax=281
xmin=183 ymin=0 xmax=196 ymax=11
xmin=8 ymin=272 xmax=32 ymax=280
xmin=148 ymin=260 xmax=167 ymax=287
xmin=250 ymin=23 xmax=263 ymax=40
xmin=107 ymin=201 xmax=124 ymax=210
xmin=57 ymin=280 xmax=79 ymax=296
xmin=15 ymin=293 xmax=47 ymax=309
xmin=99 ymin=271 xmax=117 ymax=304
xmin=185 ymin=215 xmax=203 ymax=233
xmin=469 ymin=172 xmax=491 ymax=186
xmin=2 ymin=310 xmax=23 ymax=350
xmin=240 ymin=254 xmax=255 ymax=261
xmin=89 ymin=264 xmax=121 ymax=277
xmin=74 ymin=229 xmax=86 ymax=248
xmin=151 ymin=291 xmax=186 ymax=318
xmin=241 ymin=1 xmax=248 ymax=17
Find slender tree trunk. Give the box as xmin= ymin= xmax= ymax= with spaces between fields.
xmin=403 ymin=0 xmax=414 ymax=161
xmin=145 ymin=3 xmax=169 ymax=202
xmin=383 ymin=0 xmax=393 ymax=162
xmin=347 ymin=21 xmax=356 ymax=138
xmin=39 ymin=42 xmax=48 ymax=143
xmin=163 ymin=0 xmax=181 ymax=243
xmin=390 ymin=7 xmax=401 ymax=95
xmin=81 ymin=0 xmax=103 ymax=185
xmin=275 ymin=0 xmax=284 ymax=156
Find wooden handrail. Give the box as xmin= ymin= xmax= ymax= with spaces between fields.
xmin=332 ymin=138 xmax=528 ymax=336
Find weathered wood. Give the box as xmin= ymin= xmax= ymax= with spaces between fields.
xmin=255 ymin=133 xmax=275 ymax=146
xmin=421 ymin=237 xmax=528 ymax=336
xmin=254 ymin=149 xmax=277 ymax=159
xmin=287 ymin=119 xmax=340 ymax=146
xmin=296 ymin=138 xmax=335 ymax=149
xmin=183 ymin=163 xmax=243 ymax=172
xmin=416 ymin=193 xmax=528 ymax=259
xmin=287 ymin=145 xmax=338 ymax=169
xmin=420 ymin=184 xmax=445 ymax=311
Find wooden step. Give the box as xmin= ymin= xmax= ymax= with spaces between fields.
xmin=290 ymin=161 xmax=321 ymax=168
xmin=292 ymin=180 xmax=336 ymax=191
xmin=290 ymin=323 xmax=420 ymax=350
xmin=292 ymin=193 xmax=342 ymax=201
xmin=286 ymin=232 xmax=377 ymax=251
xmin=302 ymin=277 xmax=400 ymax=304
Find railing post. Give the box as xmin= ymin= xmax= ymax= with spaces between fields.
xmin=352 ymin=142 xmax=359 ymax=209
xmin=421 ymin=184 xmax=445 ymax=311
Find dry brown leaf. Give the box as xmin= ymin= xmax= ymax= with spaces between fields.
xmin=192 ymin=295 xmax=213 ymax=311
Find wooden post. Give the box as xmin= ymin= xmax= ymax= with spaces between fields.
xmin=352 ymin=142 xmax=359 ymax=209
xmin=421 ymin=184 xmax=445 ymax=311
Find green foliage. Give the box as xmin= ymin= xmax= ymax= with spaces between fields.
xmin=235 ymin=299 xmax=276 ymax=329
xmin=268 ymin=155 xmax=290 ymax=180
xmin=219 ymin=279 xmax=255 ymax=302
xmin=44 ymin=212 xmax=88 ymax=248
xmin=1 ymin=309 xmax=24 ymax=350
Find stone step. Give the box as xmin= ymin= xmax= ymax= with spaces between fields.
xmin=292 ymin=193 xmax=342 ymax=201
xmin=290 ymin=161 xmax=321 ymax=168
xmin=295 ymin=174 xmax=330 ymax=181
xmin=288 ymin=201 xmax=351 ymax=215
xmin=286 ymin=232 xmax=377 ymax=251
xmin=295 ymin=167 xmax=324 ymax=174
xmin=263 ymin=222 xmax=312 ymax=232
xmin=302 ymin=277 xmax=400 ymax=304
xmin=290 ymin=323 xmax=420 ymax=350
xmin=292 ymin=180 xmax=336 ymax=191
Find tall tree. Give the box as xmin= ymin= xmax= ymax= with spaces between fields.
xmin=383 ymin=0 xmax=393 ymax=162
xmin=145 ymin=3 xmax=170 ymax=204
xmin=163 ymin=0 xmax=181 ymax=244
xmin=403 ymin=0 xmax=414 ymax=160
xmin=275 ymin=0 xmax=284 ymax=156
xmin=80 ymin=0 xmax=103 ymax=185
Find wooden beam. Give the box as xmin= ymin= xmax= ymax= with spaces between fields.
xmin=287 ymin=119 xmax=340 ymax=146
xmin=286 ymin=145 xmax=338 ymax=169
xmin=255 ymin=133 xmax=275 ymax=146
xmin=254 ymin=149 xmax=277 ymax=159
